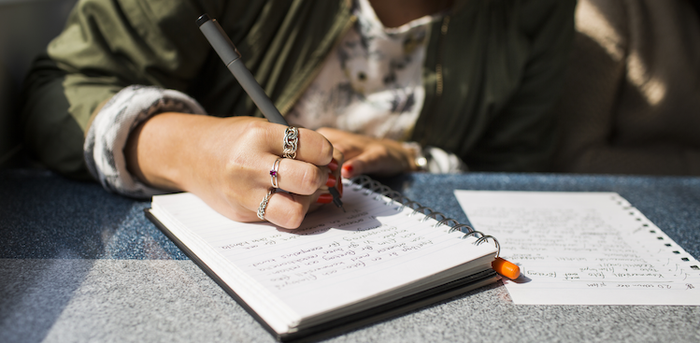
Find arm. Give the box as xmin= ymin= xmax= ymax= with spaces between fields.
xmin=20 ymin=0 xmax=341 ymax=228
xmin=126 ymin=113 xmax=338 ymax=228
xmin=20 ymin=0 xmax=212 ymax=179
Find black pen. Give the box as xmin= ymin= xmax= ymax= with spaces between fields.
xmin=197 ymin=14 xmax=344 ymax=212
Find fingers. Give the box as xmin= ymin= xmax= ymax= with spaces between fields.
xmin=341 ymin=160 xmax=360 ymax=179
xmin=265 ymin=124 xmax=334 ymax=166
xmin=268 ymin=157 xmax=334 ymax=195
xmin=257 ymin=186 xmax=342 ymax=229
xmin=255 ymin=152 xmax=344 ymax=228
xmin=341 ymin=144 xmax=410 ymax=178
xmin=216 ymin=120 xmax=342 ymax=228
xmin=248 ymin=148 xmax=340 ymax=229
xmin=258 ymin=190 xmax=312 ymax=229
xmin=329 ymin=148 xmax=344 ymax=193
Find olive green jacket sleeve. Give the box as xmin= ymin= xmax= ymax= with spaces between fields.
xmin=20 ymin=0 xmax=350 ymax=180
xmin=20 ymin=0 xmax=222 ymax=179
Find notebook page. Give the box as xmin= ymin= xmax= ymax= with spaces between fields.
xmin=454 ymin=191 xmax=700 ymax=305
xmin=152 ymin=181 xmax=496 ymax=328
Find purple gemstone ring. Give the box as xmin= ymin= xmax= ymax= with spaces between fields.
xmin=270 ymin=158 xmax=282 ymax=188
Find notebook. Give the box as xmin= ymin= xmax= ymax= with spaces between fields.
xmin=145 ymin=176 xmax=500 ymax=342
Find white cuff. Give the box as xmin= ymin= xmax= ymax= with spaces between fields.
xmin=402 ymin=141 xmax=468 ymax=173
xmin=84 ymin=85 xmax=206 ymax=198
xmin=424 ymin=146 xmax=469 ymax=173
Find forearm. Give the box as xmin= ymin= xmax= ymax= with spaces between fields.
xmin=125 ymin=112 xmax=212 ymax=192
xmin=83 ymin=86 xmax=206 ymax=198
xmin=125 ymin=113 xmax=253 ymax=194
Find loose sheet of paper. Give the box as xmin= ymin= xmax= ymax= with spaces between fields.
xmin=454 ymin=191 xmax=700 ymax=305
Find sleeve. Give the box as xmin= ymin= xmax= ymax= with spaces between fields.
xmin=84 ymin=85 xmax=205 ymax=198
xmin=468 ymin=0 xmax=577 ymax=172
xmin=19 ymin=0 xmax=215 ymax=180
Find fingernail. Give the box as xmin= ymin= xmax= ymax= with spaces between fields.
xmin=326 ymin=173 xmax=337 ymax=187
xmin=343 ymin=165 xmax=353 ymax=173
xmin=316 ymin=193 xmax=333 ymax=204
xmin=328 ymin=158 xmax=339 ymax=171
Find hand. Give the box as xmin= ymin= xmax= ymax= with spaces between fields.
xmin=126 ymin=113 xmax=340 ymax=229
xmin=307 ymin=145 xmax=345 ymax=213
xmin=315 ymin=127 xmax=417 ymax=179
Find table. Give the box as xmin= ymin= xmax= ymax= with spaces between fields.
xmin=2 ymin=169 xmax=699 ymax=342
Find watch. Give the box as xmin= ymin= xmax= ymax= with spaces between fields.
xmin=402 ymin=142 xmax=428 ymax=172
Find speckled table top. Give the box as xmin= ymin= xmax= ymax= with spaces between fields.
xmin=2 ymin=169 xmax=699 ymax=342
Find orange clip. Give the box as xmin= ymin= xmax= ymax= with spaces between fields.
xmin=492 ymin=257 xmax=520 ymax=280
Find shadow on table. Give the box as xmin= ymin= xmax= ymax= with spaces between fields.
xmin=0 ymin=169 xmax=183 ymax=341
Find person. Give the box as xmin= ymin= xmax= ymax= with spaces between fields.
xmin=20 ymin=0 xmax=576 ymax=229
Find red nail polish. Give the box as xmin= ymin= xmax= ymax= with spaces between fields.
xmin=316 ymin=193 xmax=333 ymax=204
xmin=328 ymin=158 xmax=339 ymax=171
xmin=343 ymin=165 xmax=353 ymax=173
xmin=326 ymin=173 xmax=337 ymax=187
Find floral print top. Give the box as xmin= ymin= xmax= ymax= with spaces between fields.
xmin=286 ymin=0 xmax=443 ymax=141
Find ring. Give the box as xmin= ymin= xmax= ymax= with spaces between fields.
xmin=270 ymin=158 xmax=282 ymax=188
xmin=283 ymin=126 xmax=299 ymax=159
xmin=257 ymin=188 xmax=276 ymax=221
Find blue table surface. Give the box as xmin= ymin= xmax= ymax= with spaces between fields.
xmin=2 ymin=169 xmax=698 ymax=260
xmin=2 ymin=169 xmax=700 ymax=343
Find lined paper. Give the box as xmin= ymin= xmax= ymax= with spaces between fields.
xmin=454 ymin=191 xmax=700 ymax=305
xmin=150 ymin=181 xmax=496 ymax=331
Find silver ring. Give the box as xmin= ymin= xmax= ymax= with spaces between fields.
xmin=257 ymin=188 xmax=276 ymax=221
xmin=270 ymin=158 xmax=282 ymax=188
xmin=283 ymin=126 xmax=298 ymax=159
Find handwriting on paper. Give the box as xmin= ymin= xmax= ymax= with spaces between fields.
xmin=455 ymin=191 xmax=700 ymax=305
xmin=465 ymin=206 xmax=674 ymax=286
xmin=152 ymin=181 xmax=499 ymax=319
xmin=219 ymin=220 xmax=436 ymax=290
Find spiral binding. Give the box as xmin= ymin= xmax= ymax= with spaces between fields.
xmin=350 ymin=175 xmax=501 ymax=257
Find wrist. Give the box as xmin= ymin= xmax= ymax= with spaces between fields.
xmin=126 ymin=112 xmax=213 ymax=192
xmin=402 ymin=142 xmax=428 ymax=172
xmin=85 ymin=85 xmax=207 ymax=198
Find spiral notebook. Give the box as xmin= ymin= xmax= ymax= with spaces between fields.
xmin=145 ymin=177 xmax=499 ymax=342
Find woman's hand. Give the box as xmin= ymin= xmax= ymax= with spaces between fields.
xmin=316 ymin=127 xmax=417 ymax=179
xmin=126 ymin=113 xmax=341 ymax=229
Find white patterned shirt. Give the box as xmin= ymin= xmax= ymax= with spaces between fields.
xmin=285 ymin=0 xmax=441 ymax=141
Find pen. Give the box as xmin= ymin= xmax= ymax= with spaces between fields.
xmin=196 ymin=14 xmax=286 ymax=125
xmin=197 ymin=14 xmax=345 ymax=211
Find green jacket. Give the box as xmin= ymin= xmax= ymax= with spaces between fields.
xmin=21 ymin=0 xmax=576 ymax=180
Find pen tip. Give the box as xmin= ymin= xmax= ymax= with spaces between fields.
xmin=328 ymin=187 xmax=344 ymax=212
